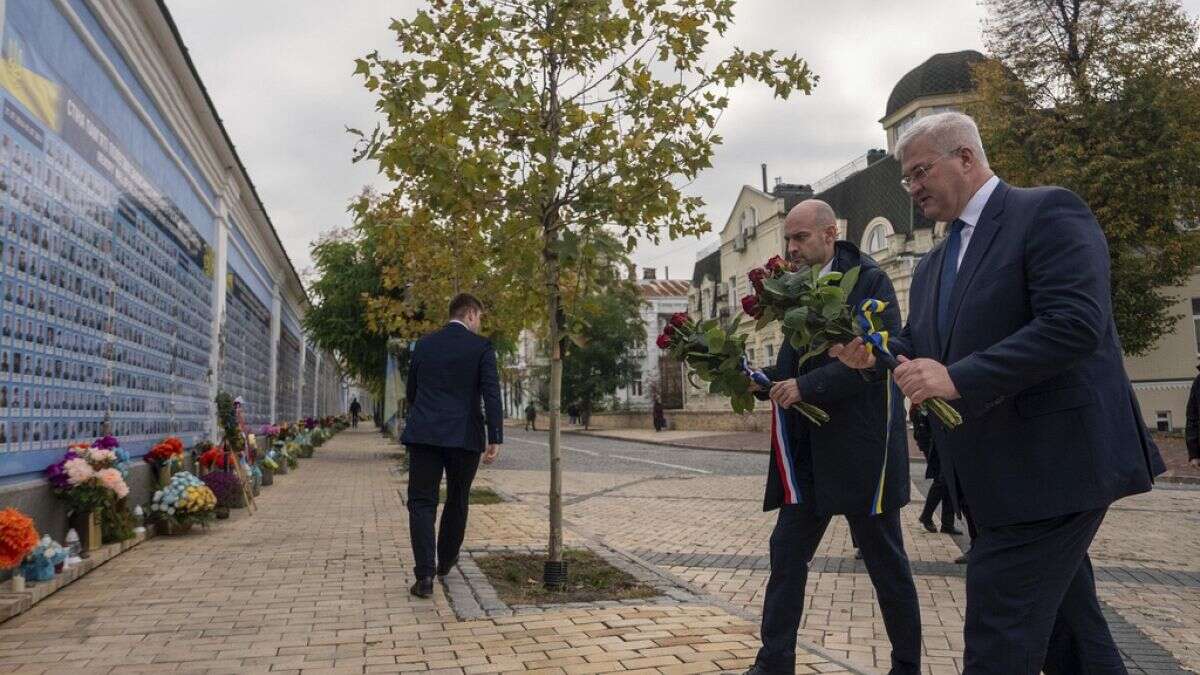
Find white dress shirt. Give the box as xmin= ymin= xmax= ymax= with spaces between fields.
xmin=449 ymin=319 xmax=469 ymax=330
xmin=952 ymin=174 xmax=1000 ymax=271
xmin=819 ymin=257 xmax=834 ymax=276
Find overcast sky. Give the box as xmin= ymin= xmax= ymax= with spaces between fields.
xmin=166 ymin=0 xmax=1200 ymax=286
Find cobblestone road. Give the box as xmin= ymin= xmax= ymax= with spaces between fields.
xmin=491 ymin=429 xmax=1200 ymax=675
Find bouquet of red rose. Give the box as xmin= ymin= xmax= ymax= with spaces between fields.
xmin=740 ymin=255 xmax=962 ymax=428
xmin=198 ymin=447 xmax=229 ymax=471
xmin=656 ymin=312 xmax=830 ymax=424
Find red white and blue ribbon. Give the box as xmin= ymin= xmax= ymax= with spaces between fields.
xmin=743 ymin=357 xmax=802 ymax=505
xmin=769 ymin=400 xmax=803 ymax=505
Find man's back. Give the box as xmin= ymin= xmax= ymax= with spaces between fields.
xmin=401 ymin=323 xmax=502 ymax=452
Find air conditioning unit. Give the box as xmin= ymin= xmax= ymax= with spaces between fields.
xmin=733 ymin=233 xmax=746 ymax=251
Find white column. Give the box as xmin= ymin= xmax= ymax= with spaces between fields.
xmin=207 ymin=210 xmax=229 ymax=443
xmin=267 ymin=286 xmax=281 ymax=422
xmin=295 ymin=337 xmax=307 ymax=422
xmin=312 ymin=352 xmax=322 ymax=417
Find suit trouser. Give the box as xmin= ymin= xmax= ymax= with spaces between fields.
xmin=920 ymin=475 xmax=956 ymax=529
xmin=406 ymin=444 xmax=481 ymax=579
xmin=964 ymin=507 xmax=1124 ymax=674
xmin=755 ymin=504 xmax=921 ymax=675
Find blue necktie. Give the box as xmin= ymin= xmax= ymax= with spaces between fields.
xmin=937 ymin=219 xmax=966 ymax=340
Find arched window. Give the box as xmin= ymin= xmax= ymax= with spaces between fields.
xmin=862 ymin=218 xmax=894 ymax=254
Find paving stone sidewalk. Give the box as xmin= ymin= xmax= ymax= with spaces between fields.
xmin=0 ymin=429 xmax=847 ymax=674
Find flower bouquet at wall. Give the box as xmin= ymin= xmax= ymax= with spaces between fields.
xmin=655 ymin=312 xmax=829 ymax=424
xmin=0 ymin=508 xmax=39 ymax=589
xmin=151 ymin=472 xmax=216 ymax=534
xmin=741 ymin=256 xmax=962 ymax=428
xmin=258 ymin=425 xmax=280 ymax=486
xmin=197 ymin=446 xmax=231 ymax=475
xmin=20 ymin=536 xmax=67 ymax=582
xmin=145 ymin=437 xmax=185 ymax=487
xmin=200 ymin=471 xmax=245 ymax=518
xmin=45 ymin=441 xmax=132 ymax=551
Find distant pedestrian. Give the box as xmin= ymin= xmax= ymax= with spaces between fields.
xmin=567 ymin=403 xmax=579 ymax=426
xmin=1188 ymin=363 xmax=1199 ymax=469
xmin=911 ymin=404 xmax=959 ymax=535
xmin=524 ymin=402 xmax=537 ymax=431
xmin=349 ymin=397 xmax=362 ymax=428
xmin=652 ymin=398 xmax=666 ymax=432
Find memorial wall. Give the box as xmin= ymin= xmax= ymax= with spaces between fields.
xmin=0 ymin=0 xmax=344 ymax=485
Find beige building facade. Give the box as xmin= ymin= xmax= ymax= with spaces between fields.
xmin=1125 ymin=275 xmax=1200 ymax=431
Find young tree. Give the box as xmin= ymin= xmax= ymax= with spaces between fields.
xmin=972 ymin=0 xmax=1200 ymax=355
xmin=354 ymin=0 xmax=815 ymax=583
xmin=561 ymin=280 xmax=647 ymax=429
xmin=302 ymin=224 xmax=391 ymax=399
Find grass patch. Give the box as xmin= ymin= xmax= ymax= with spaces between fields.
xmin=474 ymin=549 xmax=659 ymax=605
xmin=439 ymin=486 xmax=504 ymax=504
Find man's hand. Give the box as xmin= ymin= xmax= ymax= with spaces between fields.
xmin=894 ymin=356 xmax=960 ymax=405
xmin=483 ymin=444 xmax=500 ymax=465
xmin=1190 ymin=457 xmax=1200 ymax=469
xmin=769 ymin=379 xmax=802 ymax=408
xmin=829 ymin=338 xmax=876 ymax=370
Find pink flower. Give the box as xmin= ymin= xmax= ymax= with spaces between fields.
xmin=63 ymin=458 xmax=95 ymax=485
xmin=96 ymin=468 xmax=129 ymax=499
xmin=87 ymin=448 xmax=117 ymax=465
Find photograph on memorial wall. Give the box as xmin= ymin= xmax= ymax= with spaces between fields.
xmin=275 ymin=324 xmax=300 ymax=422
xmin=218 ymin=271 xmax=271 ymax=427
xmin=0 ymin=0 xmax=215 ymax=476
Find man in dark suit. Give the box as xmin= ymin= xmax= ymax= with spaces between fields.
xmin=1187 ymin=363 xmax=1199 ymax=468
xmin=401 ymin=293 xmax=503 ymax=598
xmin=832 ymin=112 xmax=1164 ymax=674
xmin=744 ymin=200 xmax=921 ymax=675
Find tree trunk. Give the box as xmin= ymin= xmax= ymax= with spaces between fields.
xmin=545 ymin=242 xmax=564 ymax=566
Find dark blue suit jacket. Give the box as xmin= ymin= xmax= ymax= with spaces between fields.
xmin=401 ymin=322 xmax=503 ymax=452
xmin=891 ymin=180 xmax=1164 ymax=527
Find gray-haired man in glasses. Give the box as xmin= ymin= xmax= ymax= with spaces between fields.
xmin=832 ymin=111 xmax=1163 ymax=674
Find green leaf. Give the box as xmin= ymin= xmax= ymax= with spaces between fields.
xmin=782 ymin=307 xmax=809 ymax=332
xmin=838 ymin=265 xmax=861 ymax=297
xmin=705 ymin=327 xmax=726 ymax=352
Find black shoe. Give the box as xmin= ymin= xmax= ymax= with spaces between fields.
xmin=919 ymin=514 xmax=937 ymax=533
xmin=436 ymin=559 xmax=457 ymax=576
xmin=738 ymin=666 xmax=773 ymax=675
xmin=409 ymin=577 xmax=433 ymax=598
xmin=954 ymin=552 xmax=969 ymax=565
xmin=941 ymin=526 xmax=964 ymax=535
xmin=854 ymin=548 xmax=863 ymax=560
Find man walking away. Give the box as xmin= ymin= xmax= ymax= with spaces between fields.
xmin=401 ymin=293 xmax=502 ymax=598
xmin=911 ymin=403 xmax=959 ymax=535
xmin=349 ymin=397 xmax=362 ymax=428
xmin=524 ymin=402 xmax=537 ymax=431
xmin=1187 ymin=363 xmax=1199 ymax=469
xmin=652 ymin=397 xmax=666 ymax=432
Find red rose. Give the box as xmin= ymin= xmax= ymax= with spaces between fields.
xmin=748 ymin=267 xmax=767 ymax=292
xmin=670 ymin=312 xmax=688 ymax=328
xmin=765 ymin=255 xmax=788 ymax=274
xmin=741 ymin=294 xmax=761 ymax=318
xmin=656 ymin=333 xmax=673 ymax=349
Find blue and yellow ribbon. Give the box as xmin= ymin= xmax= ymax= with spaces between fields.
xmin=857 ymin=299 xmax=893 ymax=516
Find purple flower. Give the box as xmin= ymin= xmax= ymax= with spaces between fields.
xmin=45 ymin=457 xmax=71 ymax=491
xmin=95 ymin=435 xmax=120 ymax=450
xmin=200 ymin=471 xmax=244 ymax=507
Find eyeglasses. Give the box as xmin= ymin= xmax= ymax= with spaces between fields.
xmin=899 ymin=147 xmax=962 ymax=190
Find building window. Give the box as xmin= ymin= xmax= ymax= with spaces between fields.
xmin=865 ymin=224 xmax=887 ymax=253
xmin=1155 ymin=410 xmax=1172 ymax=432
xmin=729 ymin=276 xmax=739 ymax=313
xmin=765 ymin=344 xmax=774 ymax=362
xmin=747 ymin=347 xmax=756 ymax=365
xmin=1193 ymin=298 xmax=1200 ymax=354
xmin=630 ymin=371 xmax=643 ymax=397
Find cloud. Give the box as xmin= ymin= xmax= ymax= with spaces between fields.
xmin=166 ymin=0 xmax=1200 ymax=286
